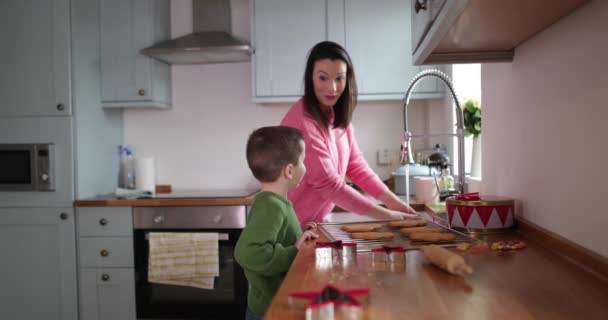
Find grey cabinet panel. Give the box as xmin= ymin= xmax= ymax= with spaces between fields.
xmin=253 ymin=0 xmax=328 ymax=99
xmin=100 ymin=0 xmax=171 ymax=109
xmin=79 ymin=237 xmax=134 ymax=268
xmin=0 ymin=0 xmax=71 ymax=116
xmin=77 ymin=207 xmax=133 ymax=237
xmin=80 ymin=268 xmax=136 ymax=320
xmin=344 ymin=0 xmax=442 ymax=99
xmin=0 ymin=208 xmax=77 ymax=320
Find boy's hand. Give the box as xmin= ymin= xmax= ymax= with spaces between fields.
xmin=305 ymin=222 xmax=318 ymax=231
xmin=295 ymin=230 xmax=319 ymax=250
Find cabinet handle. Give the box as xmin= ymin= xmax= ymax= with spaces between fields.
xmin=101 ymin=274 xmax=110 ymax=282
xmin=60 ymin=212 xmax=69 ymax=220
xmin=415 ymin=0 xmax=427 ymax=13
xmin=99 ymin=218 xmax=108 ymax=226
xmin=138 ymin=89 xmax=146 ymax=96
xmin=100 ymin=249 xmax=109 ymax=257
xmin=56 ymin=103 xmax=65 ymax=111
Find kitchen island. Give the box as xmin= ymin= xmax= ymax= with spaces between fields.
xmin=265 ymin=211 xmax=608 ymax=320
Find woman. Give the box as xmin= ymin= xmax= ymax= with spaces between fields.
xmin=281 ymin=41 xmax=418 ymax=228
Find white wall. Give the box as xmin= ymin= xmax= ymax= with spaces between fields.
xmin=123 ymin=0 xmax=431 ymax=190
xmin=481 ymin=0 xmax=608 ymax=256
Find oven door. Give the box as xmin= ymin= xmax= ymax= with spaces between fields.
xmin=134 ymin=228 xmax=247 ymax=320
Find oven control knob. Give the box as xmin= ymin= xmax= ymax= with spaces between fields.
xmin=153 ymin=215 xmax=165 ymax=224
xmin=213 ymin=215 xmax=223 ymax=224
xmin=40 ymin=173 xmax=49 ymax=181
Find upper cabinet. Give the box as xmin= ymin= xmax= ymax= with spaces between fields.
xmin=411 ymin=0 xmax=590 ymax=65
xmin=0 ymin=0 xmax=71 ymax=117
xmin=100 ymin=0 xmax=172 ymax=109
xmin=252 ymin=0 xmax=329 ymax=101
xmin=252 ymin=0 xmax=443 ymax=103
xmin=344 ymin=0 xmax=441 ymax=99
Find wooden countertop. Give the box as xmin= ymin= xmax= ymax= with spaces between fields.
xmin=74 ymin=189 xmax=256 ymax=207
xmin=265 ymin=216 xmax=608 ymax=319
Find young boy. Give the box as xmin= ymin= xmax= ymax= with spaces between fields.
xmin=235 ymin=126 xmax=319 ymax=320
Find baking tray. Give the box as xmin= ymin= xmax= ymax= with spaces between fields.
xmin=318 ymin=219 xmax=477 ymax=252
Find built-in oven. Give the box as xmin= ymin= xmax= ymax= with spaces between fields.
xmin=133 ymin=206 xmax=248 ymax=320
xmin=0 ymin=143 xmax=54 ymax=191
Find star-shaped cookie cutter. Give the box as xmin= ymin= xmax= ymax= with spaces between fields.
xmin=288 ymin=285 xmax=371 ymax=320
xmin=371 ymin=246 xmax=406 ymax=264
xmin=315 ymin=240 xmax=357 ymax=261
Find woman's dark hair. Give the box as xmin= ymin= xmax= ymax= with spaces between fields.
xmin=303 ymin=41 xmax=357 ymax=130
xmin=246 ymin=126 xmax=304 ymax=182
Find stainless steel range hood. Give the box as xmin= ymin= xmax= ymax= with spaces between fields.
xmin=141 ymin=0 xmax=252 ymax=65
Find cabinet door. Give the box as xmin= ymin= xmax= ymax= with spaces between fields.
xmin=253 ymin=0 xmax=329 ymax=101
xmin=100 ymin=0 xmax=171 ymax=108
xmin=80 ymin=268 xmax=136 ymax=320
xmin=0 ymin=208 xmax=77 ymax=320
xmin=344 ymin=0 xmax=443 ymax=100
xmin=0 ymin=0 xmax=71 ymax=116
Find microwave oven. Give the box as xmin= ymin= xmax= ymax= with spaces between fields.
xmin=0 ymin=144 xmax=55 ymax=191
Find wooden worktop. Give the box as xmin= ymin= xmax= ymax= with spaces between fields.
xmin=74 ymin=189 xmax=256 ymax=206
xmin=265 ymin=224 xmax=608 ymax=319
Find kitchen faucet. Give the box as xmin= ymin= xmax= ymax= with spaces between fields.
xmin=402 ymin=69 xmax=466 ymax=195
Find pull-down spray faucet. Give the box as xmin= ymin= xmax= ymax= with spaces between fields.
xmin=402 ymin=69 xmax=466 ymax=194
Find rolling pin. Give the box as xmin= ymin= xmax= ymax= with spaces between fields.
xmin=421 ymin=245 xmax=473 ymax=276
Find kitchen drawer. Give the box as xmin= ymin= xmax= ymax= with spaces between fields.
xmin=79 ymin=237 xmax=134 ymax=268
xmin=78 ymin=207 xmax=132 ymax=237
xmin=80 ymin=268 xmax=136 ymax=320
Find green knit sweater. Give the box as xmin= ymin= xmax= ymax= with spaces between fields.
xmin=234 ymin=191 xmax=302 ymax=316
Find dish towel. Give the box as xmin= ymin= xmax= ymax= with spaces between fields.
xmin=148 ymin=232 xmax=219 ymax=289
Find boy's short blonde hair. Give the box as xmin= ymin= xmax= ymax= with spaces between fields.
xmin=246 ymin=126 xmax=304 ymax=182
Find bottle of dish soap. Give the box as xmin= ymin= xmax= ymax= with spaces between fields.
xmin=438 ymin=166 xmax=455 ymax=193
xmin=122 ymin=146 xmax=136 ymax=189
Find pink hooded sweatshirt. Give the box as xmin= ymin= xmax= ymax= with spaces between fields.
xmin=281 ymin=99 xmax=389 ymax=227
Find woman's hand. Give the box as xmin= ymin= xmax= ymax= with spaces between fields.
xmin=378 ymin=190 xmax=418 ymax=216
xmin=295 ymin=229 xmax=319 ymax=250
xmin=367 ymin=204 xmax=419 ymax=221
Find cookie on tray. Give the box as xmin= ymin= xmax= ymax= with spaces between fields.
xmin=399 ymin=227 xmax=445 ymax=235
xmin=341 ymin=223 xmax=383 ymax=233
xmin=350 ymin=232 xmax=395 ymax=240
xmin=410 ymin=232 xmax=456 ymax=242
xmin=388 ymin=219 xmax=427 ymax=228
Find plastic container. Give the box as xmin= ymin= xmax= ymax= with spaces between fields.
xmin=392 ymin=163 xmax=434 ymax=195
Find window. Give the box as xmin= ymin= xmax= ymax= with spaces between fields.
xmin=452 ymin=64 xmax=481 ymax=177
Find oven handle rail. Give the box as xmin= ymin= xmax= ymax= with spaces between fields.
xmin=144 ymin=232 xmax=229 ymax=241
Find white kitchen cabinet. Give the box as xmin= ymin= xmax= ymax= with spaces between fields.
xmin=0 ymin=208 xmax=77 ymax=320
xmin=344 ymin=0 xmax=442 ymax=99
xmin=100 ymin=0 xmax=172 ymax=108
xmin=252 ymin=0 xmax=334 ymax=101
xmin=0 ymin=0 xmax=71 ymax=116
xmin=251 ymin=0 xmax=444 ymax=102
xmin=77 ymin=206 xmax=136 ymax=320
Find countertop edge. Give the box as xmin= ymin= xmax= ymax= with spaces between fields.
xmin=74 ymin=196 xmax=255 ymax=207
